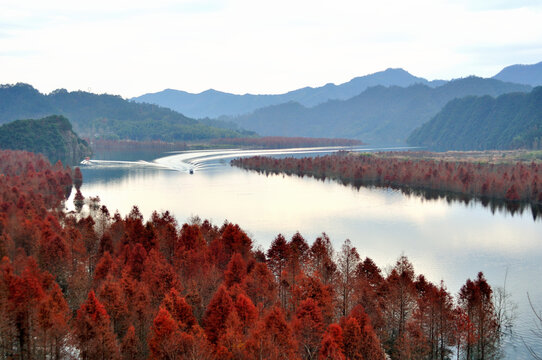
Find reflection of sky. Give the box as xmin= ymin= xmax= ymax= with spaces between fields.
xmin=74 ymin=148 xmax=542 ymax=358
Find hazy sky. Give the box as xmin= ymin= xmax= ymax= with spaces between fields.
xmin=1 ymin=0 xmax=542 ymax=97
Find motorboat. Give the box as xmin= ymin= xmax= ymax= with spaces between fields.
xmin=80 ymin=157 xmax=92 ymax=166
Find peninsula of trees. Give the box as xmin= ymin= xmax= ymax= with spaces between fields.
xmin=231 ymin=152 xmax=542 ymax=208
xmin=0 ymin=115 xmax=92 ymax=164
xmin=0 ymin=149 xmax=510 ymax=359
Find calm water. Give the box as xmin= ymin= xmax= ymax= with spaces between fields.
xmin=73 ymin=147 xmax=541 ymax=358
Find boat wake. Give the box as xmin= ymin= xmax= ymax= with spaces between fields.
xmin=82 ymin=146 xmax=415 ymax=174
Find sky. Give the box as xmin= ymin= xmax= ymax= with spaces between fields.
xmin=1 ymin=0 xmax=542 ymax=98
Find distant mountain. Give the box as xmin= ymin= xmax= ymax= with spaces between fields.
xmin=493 ymin=61 xmax=542 ymax=87
xmin=0 ymin=115 xmax=92 ymax=164
xmin=132 ymin=68 xmax=445 ymax=118
xmin=227 ymin=77 xmax=531 ymax=146
xmin=407 ymin=87 xmax=542 ymax=150
xmin=0 ymin=84 xmax=254 ymax=142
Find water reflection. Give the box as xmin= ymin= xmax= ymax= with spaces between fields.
xmin=75 ymin=147 xmax=541 ymax=359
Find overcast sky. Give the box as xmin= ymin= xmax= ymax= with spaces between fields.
xmin=1 ymin=0 xmax=542 ymax=98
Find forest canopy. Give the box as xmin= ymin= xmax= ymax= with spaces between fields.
xmin=0 ymin=83 xmax=255 ymax=142
xmin=0 ymin=149 xmax=511 ymax=359
xmin=0 ymin=115 xmax=92 ymax=164
xmin=408 ymin=87 xmax=542 ymax=150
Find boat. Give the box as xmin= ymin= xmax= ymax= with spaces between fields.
xmin=80 ymin=157 xmax=92 ymax=166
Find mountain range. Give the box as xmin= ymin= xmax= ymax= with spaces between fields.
xmin=0 ymin=84 xmax=253 ymax=142
xmin=226 ymin=77 xmax=531 ymax=145
xmin=132 ymin=68 xmax=446 ymax=119
xmin=132 ymin=62 xmax=542 ymax=121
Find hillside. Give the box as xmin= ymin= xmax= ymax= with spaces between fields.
xmin=132 ymin=68 xmax=444 ymax=118
xmin=0 ymin=84 xmax=254 ymax=142
xmin=493 ymin=61 xmax=542 ymax=87
xmin=228 ymin=77 xmax=531 ymax=145
xmin=0 ymin=115 xmax=92 ymax=164
xmin=407 ymin=87 xmax=542 ymax=150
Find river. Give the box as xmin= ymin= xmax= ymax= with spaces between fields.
xmin=73 ymin=146 xmax=542 ymax=359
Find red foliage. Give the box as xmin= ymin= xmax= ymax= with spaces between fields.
xmin=74 ymin=290 xmax=120 ymax=360
xmin=232 ymin=152 xmax=542 ymax=205
xmin=0 ymin=149 xmax=507 ymax=359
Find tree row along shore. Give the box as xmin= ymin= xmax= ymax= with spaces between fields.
xmin=231 ymin=151 xmax=542 ymax=207
xmin=0 ymin=149 xmax=515 ymax=359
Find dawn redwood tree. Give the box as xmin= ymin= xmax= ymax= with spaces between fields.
xmin=342 ymin=317 xmax=364 ymax=360
xmin=203 ymin=285 xmax=234 ymax=345
xmin=36 ymin=281 xmax=70 ymax=360
xmin=217 ymin=310 xmax=245 ymax=359
xmin=245 ymin=306 xmax=299 ymax=360
xmin=267 ymin=234 xmax=290 ymax=308
xmin=309 ymin=233 xmax=336 ymax=286
xmin=242 ymin=261 xmax=277 ymax=310
xmin=121 ymin=325 xmax=142 ymax=360
xmin=337 ymin=239 xmax=360 ymax=317
xmin=348 ymin=305 xmax=386 ymax=360
xmin=458 ymin=272 xmax=500 ymax=360
xmin=287 ymin=232 xmax=310 ymax=301
xmin=161 ymin=288 xmax=197 ymax=332
xmin=234 ymin=292 xmax=258 ymax=334
xmin=217 ymin=222 xmax=252 ymax=265
xmin=73 ymin=167 xmax=83 ymax=190
xmin=224 ymin=252 xmax=247 ymax=288
xmin=148 ymin=307 xmax=182 ymax=360
xmin=382 ymin=255 xmax=417 ymax=356
xmin=319 ymin=324 xmax=345 ymax=360
xmin=293 ymin=298 xmax=324 ymax=360
xmin=74 ymin=290 xmax=120 ymax=360
xmin=141 ymin=249 xmax=182 ymax=307
xmin=98 ymin=274 xmax=130 ymax=336
xmin=37 ymin=222 xmax=70 ymax=290
xmin=290 ymin=273 xmax=334 ymax=325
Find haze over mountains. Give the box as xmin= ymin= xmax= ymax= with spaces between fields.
xmin=1 ymin=61 xmax=541 ymax=150
xmin=131 ymin=62 xmax=542 ymax=146
xmin=132 ymin=68 xmax=447 ymax=119
xmin=133 ymin=62 xmax=542 ymax=120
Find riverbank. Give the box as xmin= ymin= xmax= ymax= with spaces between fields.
xmin=231 ymin=150 xmax=542 ymax=208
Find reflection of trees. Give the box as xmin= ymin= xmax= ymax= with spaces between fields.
xmin=246 ymin=168 xmax=542 ymax=220
xmin=367 ymin=183 xmax=542 ymax=221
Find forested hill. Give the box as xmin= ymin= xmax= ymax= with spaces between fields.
xmin=0 ymin=115 xmax=92 ymax=164
xmin=407 ymin=87 xmax=542 ymax=150
xmin=0 ymin=83 xmax=254 ymax=142
xmin=132 ymin=68 xmax=445 ymax=118
xmin=227 ymin=77 xmax=531 ymax=146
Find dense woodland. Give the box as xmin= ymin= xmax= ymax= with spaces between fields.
xmin=232 ymin=152 xmax=542 ymax=210
xmin=407 ymin=87 xmax=542 ymax=150
xmin=0 ymin=116 xmax=92 ymax=165
xmin=0 ymin=149 xmax=512 ymax=359
xmin=0 ymin=84 xmax=253 ymax=142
